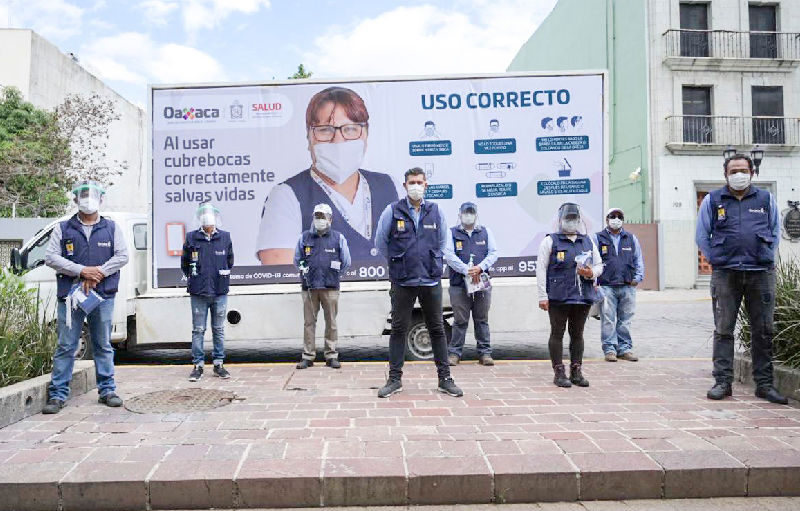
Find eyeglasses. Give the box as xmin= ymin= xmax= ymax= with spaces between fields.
xmin=310 ymin=123 xmax=366 ymax=142
xmin=607 ymin=214 xmax=623 ymax=220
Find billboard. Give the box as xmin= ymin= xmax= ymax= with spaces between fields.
xmin=150 ymin=73 xmax=606 ymax=287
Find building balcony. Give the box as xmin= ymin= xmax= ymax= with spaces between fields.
xmin=666 ymin=115 xmax=800 ymax=154
xmin=663 ymin=29 xmax=800 ymax=72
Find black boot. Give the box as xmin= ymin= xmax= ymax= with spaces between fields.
xmin=570 ymin=363 xmax=589 ymax=387
xmin=553 ymin=364 xmax=572 ymax=388
xmin=755 ymin=386 xmax=788 ymax=405
xmin=707 ymin=382 xmax=732 ymax=400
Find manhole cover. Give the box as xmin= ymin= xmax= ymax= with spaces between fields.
xmin=124 ymin=388 xmax=238 ymax=414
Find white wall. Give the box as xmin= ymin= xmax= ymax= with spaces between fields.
xmin=0 ymin=29 xmax=146 ymax=215
xmin=648 ymin=0 xmax=800 ymax=288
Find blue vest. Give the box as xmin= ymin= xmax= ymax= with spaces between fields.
xmin=299 ymin=229 xmax=343 ymax=290
xmin=387 ymin=200 xmax=443 ymax=285
xmin=449 ymin=226 xmax=489 ymax=288
xmin=707 ymin=186 xmax=775 ymax=269
xmin=595 ymin=229 xmax=636 ymax=286
xmin=283 ymin=169 xmax=398 ymax=263
xmin=546 ymin=233 xmax=597 ymax=304
xmin=184 ymin=229 xmax=232 ymax=297
xmin=56 ymin=215 xmax=119 ymax=300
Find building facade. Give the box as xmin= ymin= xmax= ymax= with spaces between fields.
xmin=510 ymin=0 xmax=800 ymax=288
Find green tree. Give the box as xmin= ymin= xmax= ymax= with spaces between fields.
xmin=0 ymin=87 xmax=127 ymax=217
xmin=289 ymin=64 xmax=313 ymax=79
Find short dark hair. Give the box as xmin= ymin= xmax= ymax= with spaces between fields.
xmin=489 ymin=119 xmax=499 ymax=125
xmin=557 ymin=116 xmax=568 ymax=127
xmin=541 ymin=117 xmax=553 ymax=128
xmin=424 ymin=120 xmax=435 ymax=127
xmin=723 ymin=154 xmax=754 ymax=174
xmin=404 ymin=167 xmax=426 ymax=182
xmin=306 ymin=86 xmax=369 ymax=128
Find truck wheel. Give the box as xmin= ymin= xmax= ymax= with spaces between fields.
xmin=74 ymin=324 xmax=93 ymax=360
xmin=404 ymin=315 xmax=453 ymax=361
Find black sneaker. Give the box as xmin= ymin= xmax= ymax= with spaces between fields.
xmin=42 ymin=398 xmax=65 ymax=414
xmin=438 ymin=377 xmax=463 ymax=397
xmin=98 ymin=393 xmax=123 ymax=407
xmin=296 ymin=359 xmax=313 ymax=369
xmin=189 ymin=365 xmax=203 ymax=382
xmin=213 ymin=365 xmax=231 ymax=379
xmin=755 ymin=386 xmax=788 ymax=405
xmin=707 ymin=382 xmax=732 ymax=400
xmin=326 ymin=358 xmax=341 ymax=369
xmin=378 ymin=379 xmax=403 ymax=398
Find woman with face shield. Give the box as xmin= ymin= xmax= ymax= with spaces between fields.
xmin=256 ymin=86 xmax=399 ymax=267
xmin=536 ymin=203 xmax=604 ymax=388
xmin=181 ymin=202 xmax=234 ymax=382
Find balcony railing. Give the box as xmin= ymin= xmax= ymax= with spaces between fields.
xmin=664 ymin=29 xmax=800 ymax=61
xmin=666 ymin=116 xmax=800 ymax=151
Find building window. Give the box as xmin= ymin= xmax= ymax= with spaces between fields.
xmin=680 ymin=3 xmax=709 ymax=57
xmin=749 ymin=4 xmax=778 ymax=59
xmin=682 ymin=86 xmax=712 ymax=143
xmin=752 ymin=86 xmax=785 ymax=144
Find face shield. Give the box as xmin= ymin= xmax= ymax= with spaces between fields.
xmin=72 ymin=181 xmax=105 ymax=214
xmin=459 ymin=202 xmax=478 ymax=228
xmin=195 ymin=203 xmax=221 ymax=230
xmin=558 ymin=202 xmax=584 ymax=234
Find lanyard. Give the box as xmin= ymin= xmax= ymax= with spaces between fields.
xmin=311 ymin=170 xmax=373 ymax=240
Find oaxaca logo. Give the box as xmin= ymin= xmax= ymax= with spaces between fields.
xmin=163 ymin=106 xmax=220 ymax=120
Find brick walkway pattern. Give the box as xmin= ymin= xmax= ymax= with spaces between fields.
xmin=0 ymin=360 xmax=798 ymax=510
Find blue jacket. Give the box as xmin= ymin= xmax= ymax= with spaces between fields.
xmin=296 ymin=228 xmax=346 ymax=290
xmin=595 ymin=228 xmax=637 ymax=286
xmin=449 ymin=226 xmax=489 ymax=288
xmin=696 ymin=186 xmax=777 ymax=270
xmin=546 ymin=233 xmax=598 ymax=304
xmin=56 ymin=215 xmax=119 ymax=299
xmin=384 ymin=199 xmax=444 ymax=285
xmin=181 ymin=229 xmax=234 ymax=297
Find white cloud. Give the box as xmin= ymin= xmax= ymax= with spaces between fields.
xmin=138 ymin=0 xmax=179 ymax=26
xmin=82 ymin=32 xmax=226 ymax=87
xmin=135 ymin=0 xmax=269 ymax=39
xmin=302 ymin=0 xmax=557 ymax=78
xmin=1 ymin=0 xmax=83 ymax=39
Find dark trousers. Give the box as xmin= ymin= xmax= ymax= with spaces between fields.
xmin=448 ymin=285 xmax=492 ymax=358
xmin=389 ymin=283 xmax=451 ymax=381
xmin=548 ymin=303 xmax=591 ymax=367
xmin=711 ymin=268 xmax=775 ymax=388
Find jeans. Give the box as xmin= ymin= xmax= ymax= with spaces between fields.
xmin=388 ymin=283 xmax=451 ymax=381
xmin=191 ymin=294 xmax=227 ymax=366
xmin=600 ymin=285 xmax=637 ymax=355
xmin=548 ymin=303 xmax=591 ymax=367
xmin=302 ymin=289 xmax=339 ymax=361
xmin=448 ymin=285 xmax=491 ymax=358
xmin=711 ymin=268 xmax=775 ymax=388
xmin=48 ymin=298 xmax=116 ymax=401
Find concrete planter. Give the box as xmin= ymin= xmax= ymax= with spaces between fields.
xmin=735 ymin=354 xmax=800 ymax=402
xmin=0 ymin=361 xmax=96 ymax=428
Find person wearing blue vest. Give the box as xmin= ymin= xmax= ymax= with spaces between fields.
xmin=696 ymin=154 xmax=787 ymax=404
xmin=593 ymin=208 xmax=645 ymax=362
xmin=536 ymin=203 xmax=603 ymax=388
xmin=182 ymin=203 xmax=234 ymax=382
xmin=374 ymin=167 xmax=463 ymax=398
xmin=444 ymin=202 xmax=499 ymax=366
xmin=293 ymin=204 xmax=351 ymax=369
xmin=43 ymin=181 xmax=129 ymax=414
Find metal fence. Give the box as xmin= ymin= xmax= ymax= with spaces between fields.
xmin=667 ymin=116 xmax=800 ymax=146
xmin=664 ymin=29 xmax=800 ymax=60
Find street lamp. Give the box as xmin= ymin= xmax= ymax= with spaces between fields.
xmin=723 ymin=145 xmax=737 ymax=160
xmin=750 ymin=145 xmax=764 ymax=175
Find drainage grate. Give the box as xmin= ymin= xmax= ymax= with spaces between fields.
xmin=124 ymin=388 xmax=238 ymax=414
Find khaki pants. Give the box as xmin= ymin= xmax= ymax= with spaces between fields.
xmin=302 ymin=289 xmax=339 ymax=361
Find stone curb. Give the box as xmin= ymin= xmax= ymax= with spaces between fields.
xmin=0 ymin=360 xmax=96 ymax=429
xmin=735 ymin=354 xmax=800 ymax=402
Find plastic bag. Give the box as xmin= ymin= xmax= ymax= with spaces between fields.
xmin=466 ymin=271 xmax=492 ymax=295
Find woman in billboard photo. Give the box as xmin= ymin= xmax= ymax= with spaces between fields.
xmin=256 ymin=86 xmax=399 ymax=266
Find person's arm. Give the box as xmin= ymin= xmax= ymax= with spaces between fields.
xmin=536 ymin=236 xmax=552 ymax=302
xmin=444 ymin=231 xmax=469 ymax=275
xmin=256 ymin=184 xmax=303 ymax=264
xmin=45 ymin=223 xmax=85 ymax=277
xmin=181 ymin=234 xmax=191 ymax=277
xmin=374 ymin=204 xmax=393 ymax=258
xmin=339 ymin=234 xmax=351 ymax=272
xmin=100 ymin=222 xmax=129 ymax=277
xmin=632 ymin=234 xmax=645 ymax=283
xmin=227 ymin=236 xmax=234 ymax=270
xmin=478 ymin=226 xmax=499 ymax=271
xmin=437 ymin=207 xmax=448 ymax=252
xmin=293 ymin=236 xmax=303 ymax=269
xmin=770 ymin=193 xmax=780 ymax=260
xmin=695 ymin=194 xmax=714 ymax=260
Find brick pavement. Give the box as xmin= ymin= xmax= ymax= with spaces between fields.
xmin=0 ymin=359 xmax=798 ymax=510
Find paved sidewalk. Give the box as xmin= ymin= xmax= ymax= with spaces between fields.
xmin=0 ymin=360 xmax=798 ymax=510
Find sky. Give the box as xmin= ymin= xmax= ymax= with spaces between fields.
xmin=1 ymin=0 xmax=558 ymax=109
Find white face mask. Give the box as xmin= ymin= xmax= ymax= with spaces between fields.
xmin=608 ymin=218 xmax=623 ymax=230
xmin=200 ymin=213 xmax=216 ymax=227
xmin=727 ymin=172 xmax=751 ymax=191
xmin=78 ymin=197 xmax=99 ymax=214
xmin=562 ymin=219 xmax=580 ymax=234
xmin=461 ymin=213 xmax=476 ymax=226
xmin=312 ymin=139 xmax=365 ymax=184
xmin=314 ymin=218 xmax=329 ymax=231
xmin=407 ymin=183 xmax=425 ymax=201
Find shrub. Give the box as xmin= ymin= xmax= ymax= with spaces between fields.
xmin=0 ymin=270 xmax=57 ymax=387
xmin=738 ymin=256 xmax=800 ymax=369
